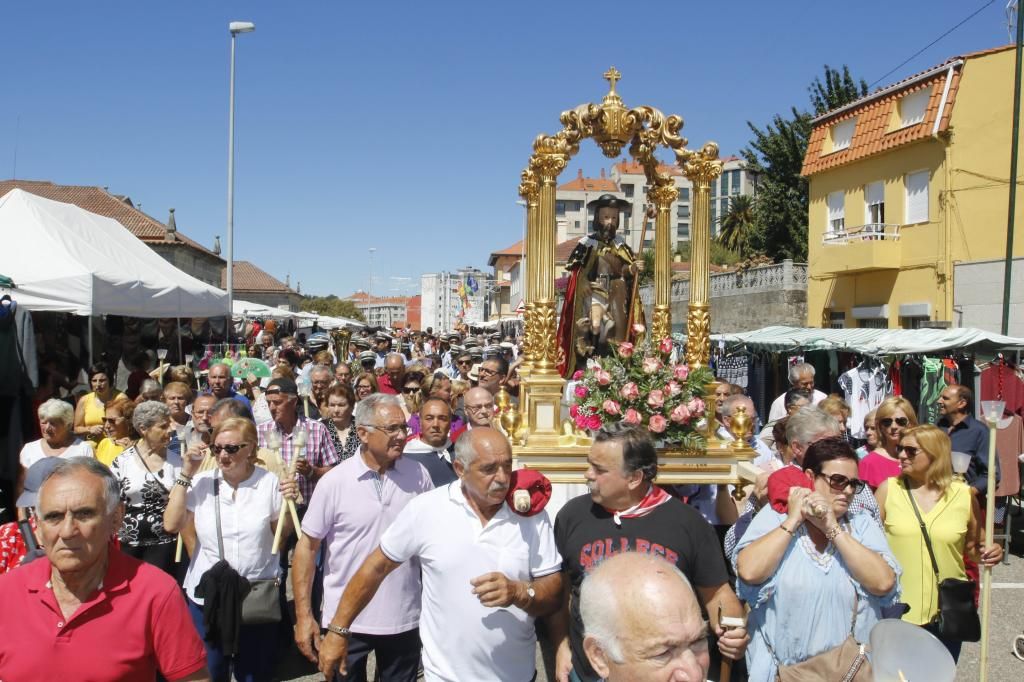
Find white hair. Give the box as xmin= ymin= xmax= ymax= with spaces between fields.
xmin=720 ymin=394 xmax=753 ymax=418
xmin=133 ymin=400 xmax=171 ymax=432
xmin=785 ymin=406 xmax=839 ymax=446
xmin=580 ymin=553 xmax=695 ymax=665
xmin=38 ymin=398 xmax=74 ymax=426
xmin=788 ymin=362 xmax=815 ymax=385
xmin=44 ymin=456 xmax=122 ymax=514
xmin=353 ymin=393 xmax=403 ymax=428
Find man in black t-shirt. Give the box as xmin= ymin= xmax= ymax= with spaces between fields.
xmin=551 ymin=424 xmax=748 ymax=682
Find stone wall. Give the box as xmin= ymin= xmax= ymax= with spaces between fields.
xmin=148 ymin=243 xmax=223 ymax=287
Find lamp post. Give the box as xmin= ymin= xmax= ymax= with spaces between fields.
xmin=978 ymin=398 xmax=1005 ymax=682
xmin=226 ymin=20 xmax=255 ymax=336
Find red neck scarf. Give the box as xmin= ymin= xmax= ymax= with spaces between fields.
xmin=604 ymin=484 xmax=671 ymax=526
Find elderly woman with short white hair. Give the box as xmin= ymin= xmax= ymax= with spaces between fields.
xmin=109 ymin=400 xmax=182 ymax=575
xmin=17 ymin=399 xmax=94 ymax=513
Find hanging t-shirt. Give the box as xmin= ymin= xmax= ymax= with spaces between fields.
xmin=919 ymin=358 xmax=946 ymax=425
xmin=838 ymin=361 xmax=891 ymax=438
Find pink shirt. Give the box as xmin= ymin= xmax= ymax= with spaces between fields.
xmin=859 ymin=451 xmax=902 ymax=489
xmin=0 ymin=546 xmax=206 ymax=681
xmin=301 ymin=448 xmax=433 ymax=633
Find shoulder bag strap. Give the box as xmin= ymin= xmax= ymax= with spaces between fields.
xmin=901 ymin=476 xmax=940 ymax=577
xmin=213 ymin=474 xmax=225 ymax=560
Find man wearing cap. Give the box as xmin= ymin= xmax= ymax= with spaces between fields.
xmin=555 ymin=193 xmax=643 ymax=379
xmin=0 ymin=457 xmax=210 ymax=681
xmin=374 ymin=333 xmax=391 ymax=368
xmin=449 ymin=350 xmax=473 ymax=381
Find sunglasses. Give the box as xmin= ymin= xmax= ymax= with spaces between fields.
xmin=402 ymin=386 xmax=421 ymax=394
xmin=897 ymin=445 xmax=921 ymax=459
xmin=212 ymin=443 xmax=249 ymax=455
xmin=879 ymin=417 xmax=910 ymax=428
xmin=102 ymin=417 xmax=123 ymax=424
xmin=816 ymin=473 xmax=866 ymax=494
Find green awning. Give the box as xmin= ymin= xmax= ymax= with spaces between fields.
xmin=0 ymin=273 xmax=13 ymax=288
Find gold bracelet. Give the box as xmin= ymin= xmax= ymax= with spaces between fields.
xmin=780 ymin=523 xmax=796 ymax=536
xmin=825 ymin=525 xmax=846 ymax=541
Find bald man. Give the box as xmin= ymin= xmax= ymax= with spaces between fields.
xmin=580 ymin=552 xmax=709 ymax=682
xmin=462 ymin=387 xmax=496 ymax=429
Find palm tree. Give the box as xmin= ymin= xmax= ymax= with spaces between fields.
xmin=717 ymin=195 xmax=758 ymax=259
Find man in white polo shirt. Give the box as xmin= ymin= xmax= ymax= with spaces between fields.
xmin=317 ymin=428 xmax=563 ymax=682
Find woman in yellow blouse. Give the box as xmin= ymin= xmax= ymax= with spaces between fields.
xmin=876 ymin=424 xmax=1002 ymax=660
xmin=96 ymin=398 xmax=136 ymax=466
xmin=73 ymin=363 xmax=125 ymax=447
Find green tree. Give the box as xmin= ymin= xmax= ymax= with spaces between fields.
xmin=675 ymin=240 xmax=741 ymax=267
xmin=744 ymin=65 xmax=868 ymax=261
xmin=299 ymin=295 xmax=365 ymax=322
xmin=717 ymin=194 xmax=758 ymax=258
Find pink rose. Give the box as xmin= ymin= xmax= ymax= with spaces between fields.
xmin=574 ymin=415 xmax=589 ymax=430
xmin=574 ymin=384 xmax=589 ymax=399
xmin=666 ymin=381 xmax=682 ymax=396
xmin=569 ymin=404 xmax=579 ymax=418
xmin=673 ymin=364 xmax=690 ymax=381
xmin=686 ymin=397 xmax=706 ymax=416
xmin=648 ymin=414 xmax=667 ymax=433
xmin=647 ymin=389 xmax=665 ymax=409
xmin=618 ymin=342 xmax=635 ymax=359
xmin=659 ymin=337 xmax=673 ymax=355
xmin=620 ymin=382 xmax=640 ymax=401
xmin=572 ymin=370 xmax=584 ymax=380
xmin=623 ymin=408 xmax=641 ymax=425
xmin=594 ymin=369 xmax=612 ymax=386
xmin=670 ymin=403 xmax=691 ymax=423
xmin=586 ymin=415 xmax=603 ymax=431
xmin=633 ymin=323 xmax=646 ymax=334
xmin=642 ymin=357 xmax=662 ymax=374
xmin=602 ymin=399 xmax=621 ymax=416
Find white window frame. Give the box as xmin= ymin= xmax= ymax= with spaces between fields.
xmin=831 ymin=118 xmax=856 ymax=151
xmin=827 ymin=191 xmax=845 ymax=234
xmin=905 ymin=170 xmax=929 ymax=224
xmin=899 ymin=89 xmax=930 ymax=128
xmin=864 ymin=181 xmax=885 ymax=225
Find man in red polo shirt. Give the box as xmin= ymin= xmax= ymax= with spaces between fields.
xmin=0 ymin=457 xmax=209 ymax=682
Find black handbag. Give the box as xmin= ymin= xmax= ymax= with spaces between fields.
xmin=212 ymin=475 xmax=281 ymax=625
xmin=902 ymin=477 xmax=980 ymax=642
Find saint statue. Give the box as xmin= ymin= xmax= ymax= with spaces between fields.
xmin=556 ymin=194 xmax=644 ymax=377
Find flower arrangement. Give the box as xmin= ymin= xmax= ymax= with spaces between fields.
xmin=568 ymin=327 xmax=713 ymax=450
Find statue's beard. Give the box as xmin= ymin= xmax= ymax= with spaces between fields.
xmin=596 ymin=223 xmax=617 ymax=241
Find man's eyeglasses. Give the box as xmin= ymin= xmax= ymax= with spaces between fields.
xmin=477 ymin=367 xmax=498 ymax=378
xmin=880 ymin=417 xmax=910 ymax=428
xmin=897 ymin=445 xmax=921 ymax=459
xmin=457 ymin=360 xmax=472 ymax=366
xmin=815 ymin=473 xmax=866 ymax=494
xmin=465 ymin=403 xmax=493 ymax=412
xmin=212 ymin=443 xmax=249 ymax=455
xmin=366 ymin=423 xmax=409 ymax=437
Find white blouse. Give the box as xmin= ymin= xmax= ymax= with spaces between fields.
xmin=183 ymin=467 xmax=283 ymax=604
xmin=19 ymin=438 xmax=94 ymax=469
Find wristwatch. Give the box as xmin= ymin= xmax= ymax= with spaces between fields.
xmin=525 ymin=582 xmax=536 ymax=605
xmin=326 ymin=624 xmax=351 ymax=638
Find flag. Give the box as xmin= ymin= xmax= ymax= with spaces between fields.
xmin=466 ymin=275 xmax=479 ymax=293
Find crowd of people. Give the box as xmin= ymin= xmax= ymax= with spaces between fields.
xmin=0 ymin=330 xmax=1012 ymax=681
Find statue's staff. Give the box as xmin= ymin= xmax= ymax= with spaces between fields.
xmin=625 ymin=205 xmax=654 ymax=339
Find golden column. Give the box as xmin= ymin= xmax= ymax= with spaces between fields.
xmin=680 ymin=143 xmax=723 ymax=369
xmin=648 ymin=178 xmax=679 ymax=341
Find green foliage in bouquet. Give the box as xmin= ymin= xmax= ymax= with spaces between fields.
xmin=568 ymin=331 xmax=713 ymax=450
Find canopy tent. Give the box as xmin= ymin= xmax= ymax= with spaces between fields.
xmin=232 ymin=299 xmax=364 ymax=330
xmin=0 ymin=189 xmax=228 ymax=317
xmin=711 ymin=325 xmax=1024 ymax=356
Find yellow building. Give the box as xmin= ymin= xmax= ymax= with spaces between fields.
xmin=803 ymin=45 xmax=1024 ymax=333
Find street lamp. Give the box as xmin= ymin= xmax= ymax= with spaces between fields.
xmin=226 ymin=20 xmax=255 ymax=335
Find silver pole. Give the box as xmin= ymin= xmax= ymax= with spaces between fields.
xmin=226 ymin=31 xmax=237 ymax=335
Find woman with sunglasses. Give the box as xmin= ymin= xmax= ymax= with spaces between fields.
xmin=96 ymin=398 xmax=137 ymax=466
xmin=353 ymin=371 xmax=379 ymax=402
xmin=876 ymin=424 xmax=1002 ymax=660
xmin=859 ymin=396 xmax=918 ymax=490
xmin=737 ymin=437 xmax=899 ymax=682
xmin=164 ymin=417 xmax=299 ymax=682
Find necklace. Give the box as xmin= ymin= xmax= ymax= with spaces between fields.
xmin=797 ymin=522 xmax=846 ymax=571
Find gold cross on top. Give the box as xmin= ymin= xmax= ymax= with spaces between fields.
xmin=603 ymin=66 xmax=621 ymax=93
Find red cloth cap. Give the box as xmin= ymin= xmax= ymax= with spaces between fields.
xmin=505 ymin=469 xmax=552 ymax=516
xmin=767 ymin=467 xmax=813 ymax=513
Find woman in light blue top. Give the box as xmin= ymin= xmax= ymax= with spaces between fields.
xmin=736 ymin=437 xmax=900 ymax=682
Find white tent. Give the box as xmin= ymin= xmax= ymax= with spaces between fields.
xmin=232 ymin=299 xmax=364 ymax=330
xmin=0 ymin=189 xmax=228 ymax=317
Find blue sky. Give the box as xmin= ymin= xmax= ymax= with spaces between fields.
xmin=1 ymin=1 xmax=1014 ymax=298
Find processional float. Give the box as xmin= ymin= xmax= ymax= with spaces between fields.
xmin=511 ymin=68 xmax=756 ymax=486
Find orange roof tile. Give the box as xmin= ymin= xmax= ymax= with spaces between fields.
xmin=490 ymin=240 xmax=524 ymax=257
xmin=613 ymin=160 xmax=683 ymax=177
xmin=801 ymin=47 xmax=1015 ymax=176
xmin=221 ymin=261 xmax=296 ymax=293
xmin=0 ymin=179 xmax=222 ymax=259
xmin=347 ymin=291 xmax=410 ymax=305
xmin=558 ymin=168 xmax=619 ymax=191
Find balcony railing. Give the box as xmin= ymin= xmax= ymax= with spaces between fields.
xmin=822 ymin=223 xmax=901 ymax=245
xmin=640 ymin=260 xmax=807 ymax=304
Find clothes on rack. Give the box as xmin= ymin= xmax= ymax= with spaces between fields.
xmin=838 ymin=359 xmax=891 ymax=439
xmin=995 ymin=415 xmax=1023 ymax=500
xmin=981 ymin=360 xmax=1024 ymax=417
xmin=715 ymin=355 xmax=748 ymax=389
xmin=0 ymin=296 xmax=38 ymax=485
xmin=918 ymin=357 xmax=946 ymax=425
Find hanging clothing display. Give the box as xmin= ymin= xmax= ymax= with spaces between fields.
xmin=838 ymin=359 xmax=891 ymax=439
xmin=981 ymin=360 xmax=1024 ymax=417
xmin=0 ymin=295 xmax=38 ymax=485
xmin=918 ymin=357 xmax=946 ymax=425
xmin=995 ymin=415 xmax=1023 ymax=500
xmin=715 ymin=355 xmax=748 ymax=389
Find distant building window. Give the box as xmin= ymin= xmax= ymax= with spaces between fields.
xmin=677 ymin=205 xmax=690 ymax=219
xmin=905 ymin=170 xmax=929 ymax=224
xmin=623 ymin=184 xmax=634 ymax=198
xmin=720 ymin=198 xmax=729 ymax=217
xmin=827 ymin=191 xmax=845 ymax=233
xmin=830 ymin=118 xmax=856 ymax=151
xmin=731 ymin=169 xmax=741 ymax=193
xmin=721 ymin=173 xmax=730 ymax=195
xmin=556 ymin=200 xmax=566 ymax=216
xmin=864 ymin=181 xmax=885 ymax=225
xmin=859 ymin=318 xmax=888 ymax=329
xmin=677 ymin=222 xmax=690 ymax=240
xmin=900 ymin=316 xmax=929 ymax=330
xmin=679 ymin=188 xmax=690 ymax=202
xmin=575 ymin=220 xmax=581 ymax=229
xmin=828 ymin=311 xmax=845 ymax=329
xmin=899 ymin=89 xmax=930 ymax=128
